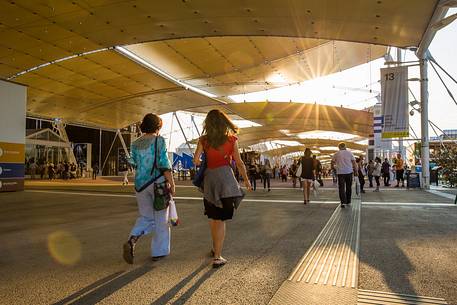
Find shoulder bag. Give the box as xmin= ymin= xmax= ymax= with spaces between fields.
xmin=192 ymin=153 xmax=207 ymax=189
xmin=152 ymin=137 xmax=172 ymax=211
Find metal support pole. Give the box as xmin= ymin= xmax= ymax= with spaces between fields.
xmin=117 ymin=130 xmax=130 ymax=159
xmin=191 ymin=115 xmax=201 ymax=137
xmin=168 ymin=112 xmax=174 ymax=150
xmin=101 ymin=130 xmax=118 ymax=174
xmin=98 ymin=129 xmax=102 ymax=174
xmin=420 ymin=56 xmax=430 ymax=189
xmin=174 ymin=112 xmax=194 ymax=156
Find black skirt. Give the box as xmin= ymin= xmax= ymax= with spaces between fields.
xmin=204 ymin=198 xmax=235 ymax=221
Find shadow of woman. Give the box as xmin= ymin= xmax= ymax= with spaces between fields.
xmin=151 ymin=262 xmax=217 ymax=305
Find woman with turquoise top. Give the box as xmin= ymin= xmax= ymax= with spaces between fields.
xmin=123 ymin=113 xmax=175 ymax=264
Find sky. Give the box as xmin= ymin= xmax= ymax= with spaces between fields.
xmin=161 ymin=8 xmax=457 ymax=153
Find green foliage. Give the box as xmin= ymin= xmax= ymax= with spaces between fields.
xmin=434 ymin=146 xmax=457 ymax=187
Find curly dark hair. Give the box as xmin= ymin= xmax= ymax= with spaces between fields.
xmin=140 ymin=113 xmax=162 ymax=134
xmin=202 ymin=109 xmax=238 ymax=148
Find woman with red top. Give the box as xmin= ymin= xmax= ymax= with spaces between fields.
xmin=193 ymin=109 xmax=251 ymax=268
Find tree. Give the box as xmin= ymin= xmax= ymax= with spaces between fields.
xmin=434 ymin=146 xmax=457 ymax=187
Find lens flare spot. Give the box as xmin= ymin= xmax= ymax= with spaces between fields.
xmin=47 ymin=231 xmax=81 ymax=265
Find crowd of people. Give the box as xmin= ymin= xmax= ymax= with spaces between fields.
xmin=25 ymin=158 xmax=90 ymax=180
xmin=245 ymin=155 xmax=327 ymax=192
xmin=355 ymin=153 xmax=408 ymax=194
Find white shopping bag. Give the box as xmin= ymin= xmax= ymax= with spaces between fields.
xmin=312 ymin=179 xmax=320 ymax=197
xmin=355 ymin=178 xmax=360 ymax=196
xmin=295 ymin=163 xmax=302 ymax=178
xmin=168 ymin=199 xmax=179 ymax=226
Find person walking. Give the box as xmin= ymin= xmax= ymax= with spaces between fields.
xmin=367 ymin=159 xmax=374 ymax=188
xmin=193 ymin=109 xmax=251 ymax=268
xmin=313 ymin=155 xmax=323 ymax=186
xmin=373 ymin=157 xmax=382 ymax=192
xmin=290 ymin=159 xmax=298 ymax=188
xmin=92 ymin=163 xmax=99 ymax=180
xmin=123 ymin=113 xmax=175 ymax=264
xmin=280 ymin=165 xmax=288 ymax=182
xmin=262 ymin=159 xmax=272 ymax=191
xmin=247 ymin=158 xmax=258 ymax=191
xmin=382 ymin=158 xmax=391 ymax=186
xmin=394 ymin=153 xmax=405 ymax=187
xmin=331 ymin=142 xmax=357 ymax=208
xmin=300 ymin=148 xmax=316 ymax=205
xmin=356 ymin=157 xmax=366 ymax=193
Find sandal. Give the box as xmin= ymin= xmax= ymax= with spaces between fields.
xmin=123 ymin=241 xmax=135 ymax=264
xmin=212 ymin=257 xmax=227 ymax=268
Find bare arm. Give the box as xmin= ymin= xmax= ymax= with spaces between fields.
xmin=163 ymin=170 xmax=175 ymax=196
xmin=193 ymin=138 xmax=203 ymax=166
xmin=352 ymin=159 xmax=358 ymax=175
xmin=232 ymin=141 xmax=251 ymax=190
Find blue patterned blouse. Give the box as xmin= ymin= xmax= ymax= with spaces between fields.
xmin=129 ymin=135 xmax=171 ymax=192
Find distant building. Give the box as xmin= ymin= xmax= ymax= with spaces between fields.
xmin=430 ymin=129 xmax=457 ymax=141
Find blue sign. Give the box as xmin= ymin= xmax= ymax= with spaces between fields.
xmin=0 ymin=163 xmax=24 ymax=178
xmin=172 ymin=153 xmax=194 ymax=170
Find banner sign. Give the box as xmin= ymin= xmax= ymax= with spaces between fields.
xmin=0 ymin=163 xmax=24 ymax=178
xmin=0 ymin=179 xmax=24 ymax=192
xmin=380 ymin=66 xmax=409 ymax=138
xmin=0 ymin=142 xmax=24 ymax=163
xmin=0 ymin=142 xmax=24 ymax=192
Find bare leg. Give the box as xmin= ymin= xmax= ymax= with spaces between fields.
xmin=209 ymin=220 xmax=226 ymax=258
xmin=307 ymin=181 xmax=311 ymax=201
xmin=303 ymin=181 xmax=310 ymax=203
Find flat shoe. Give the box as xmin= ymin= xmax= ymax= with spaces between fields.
xmin=212 ymin=257 xmax=227 ymax=268
xmin=152 ymin=255 xmax=167 ymax=261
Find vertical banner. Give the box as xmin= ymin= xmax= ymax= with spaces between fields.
xmin=380 ymin=66 xmax=409 ymax=138
xmin=0 ymin=80 xmax=26 ymax=192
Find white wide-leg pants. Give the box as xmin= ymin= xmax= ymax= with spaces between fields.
xmin=130 ymin=182 xmax=170 ymax=257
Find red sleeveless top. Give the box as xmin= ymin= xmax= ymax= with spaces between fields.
xmin=202 ymin=135 xmax=237 ymax=169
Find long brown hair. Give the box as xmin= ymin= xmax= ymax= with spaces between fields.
xmin=202 ymin=109 xmax=238 ymax=148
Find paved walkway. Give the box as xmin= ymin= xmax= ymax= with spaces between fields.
xmin=1 ymin=181 xmax=457 ymax=304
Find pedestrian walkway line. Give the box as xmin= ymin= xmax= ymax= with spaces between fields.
xmin=357 ymin=289 xmax=448 ymax=305
xmin=363 ymin=201 xmax=456 ymax=207
xmin=269 ymin=192 xmax=362 ymax=305
xmin=426 ymin=189 xmax=457 ymax=201
xmin=287 ymin=197 xmax=361 ymax=288
xmin=24 ymin=190 xmax=339 ymax=204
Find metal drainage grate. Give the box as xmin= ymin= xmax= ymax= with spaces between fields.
xmin=358 ymin=289 xmax=447 ymax=305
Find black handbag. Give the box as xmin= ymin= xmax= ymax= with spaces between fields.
xmin=192 ymin=153 xmax=207 ymax=188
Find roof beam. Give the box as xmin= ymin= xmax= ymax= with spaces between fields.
xmin=417 ymin=0 xmax=450 ymax=57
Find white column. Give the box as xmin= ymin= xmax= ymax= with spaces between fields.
xmin=397 ymin=48 xmax=404 ymax=158
xmin=420 ymin=56 xmax=430 ymax=189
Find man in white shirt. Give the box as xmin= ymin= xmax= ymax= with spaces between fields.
xmin=331 ymin=142 xmax=358 ymax=208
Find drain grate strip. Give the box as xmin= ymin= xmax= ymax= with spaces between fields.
xmin=358 ymin=289 xmax=447 ymax=305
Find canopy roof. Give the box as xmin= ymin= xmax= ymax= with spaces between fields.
xmin=263 ymin=145 xmax=365 ymax=157
xmin=0 ymin=0 xmax=442 ymax=129
xmin=125 ymin=39 xmax=386 ymax=97
xmin=1 ymin=0 xmax=438 ymax=77
xmin=236 ymin=126 xmax=367 ymax=149
xmin=199 ymin=102 xmax=373 ymax=137
xmin=15 ymin=49 xmax=221 ymax=128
